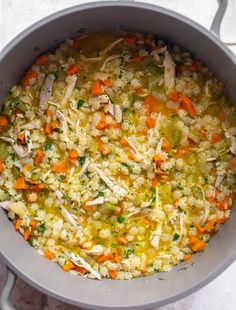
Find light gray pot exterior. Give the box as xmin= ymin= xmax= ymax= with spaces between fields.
xmin=0 ymin=1 xmax=235 ymax=309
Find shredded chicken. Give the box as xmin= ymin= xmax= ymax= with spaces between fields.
xmin=100 ymin=54 xmax=121 ymax=71
xmin=38 ymin=74 xmax=55 ymax=115
xmin=215 ymin=175 xmax=225 ymax=189
xmin=92 ymin=165 xmax=126 ymax=197
xmin=114 ymin=104 xmax=122 ymax=123
xmin=230 ymin=134 xmax=236 ymax=155
xmin=61 ymin=207 xmax=82 ymax=233
xmin=0 ymin=201 xmax=10 ymax=210
xmin=70 ymin=252 xmax=101 ymax=280
xmin=20 ymin=119 xmax=41 ymax=130
xmin=83 ymin=245 xmax=104 ymax=256
xmin=0 ymin=136 xmax=32 ymax=158
xmin=150 ymin=224 xmax=162 ymax=248
xmin=100 ymin=38 xmax=124 ymax=56
xmin=85 ymin=196 xmax=105 ymax=206
xmin=61 ymin=75 xmax=77 ymax=107
xmin=163 ymin=51 xmax=175 ymax=91
xmin=78 ymin=159 xmax=90 ymax=177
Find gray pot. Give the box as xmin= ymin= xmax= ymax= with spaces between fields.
xmin=0 ymin=1 xmax=235 ymax=309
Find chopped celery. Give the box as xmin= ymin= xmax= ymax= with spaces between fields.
xmin=11 ymin=165 xmax=20 ymax=177
xmin=89 ymin=138 xmax=98 ymax=153
xmin=215 ymin=140 xmax=228 ymax=157
xmin=100 ymin=202 xmax=116 ymax=214
xmin=31 ymin=171 xmax=41 ymax=181
xmin=16 ymin=101 xmax=27 ymax=112
xmin=192 ymin=186 xmax=204 ymax=200
xmin=0 ymin=142 xmax=9 ymax=160
xmin=188 ymin=130 xmax=200 ymax=143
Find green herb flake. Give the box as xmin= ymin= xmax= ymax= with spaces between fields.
xmin=117 ymin=215 xmax=125 ymax=223
xmin=28 ymin=236 xmax=34 ymax=247
xmin=37 ymin=224 xmax=46 ymax=233
xmin=126 ymin=248 xmax=134 ymax=257
xmin=173 ymin=233 xmax=180 ymax=241
xmin=78 ymin=156 xmax=86 ymax=166
xmin=77 ymin=99 xmax=85 ymax=109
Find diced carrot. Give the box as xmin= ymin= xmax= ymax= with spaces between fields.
xmin=132 ymin=54 xmax=142 ymax=63
xmin=62 ymin=261 xmax=76 ymax=272
xmin=124 ymin=35 xmax=138 ymax=45
xmin=179 ymin=95 xmax=196 ymax=118
xmin=219 ymin=111 xmax=225 ymax=121
xmin=23 ymin=163 xmax=31 ymax=171
xmin=97 ymin=249 xmax=121 ymax=264
xmin=102 ymin=145 xmax=111 ymax=156
xmin=141 ymin=128 xmax=148 ymax=136
xmin=22 ymin=70 xmax=38 ymax=88
xmin=68 ymin=149 xmax=79 ymax=163
xmin=195 ymin=219 xmax=217 ymax=234
xmin=52 ymin=162 xmax=67 ymax=173
xmin=46 ymin=108 xmax=54 ymax=117
xmin=91 ymin=81 xmax=104 ymax=96
xmin=101 ymin=79 xmax=113 ymax=88
xmin=146 ymin=116 xmax=155 ymax=128
xmin=75 ymin=266 xmax=87 ymax=275
xmin=199 ymin=128 xmax=207 ymax=140
xmin=51 ymin=120 xmax=59 ymax=130
xmin=29 ymin=220 xmax=37 ymax=231
xmin=0 ymin=115 xmax=8 ymax=127
xmin=189 ymin=235 xmax=205 ymax=252
xmin=211 ymin=133 xmax=221 ymax=143
xmin=145 ymin=36 xmax=153 ymax=48
xmin=153 ymin=154 xmax=162 ymax=166
xmin=114 ymin=206 xmax=121 ymax=216
xmin=0 ymin=160 xmax=4 ymax=173
xmin=13 ymin=177 xmax=26 ymax=190
xmin=44 ymin=123 xmax=52 ymax=134
xmin=28 ymin=183 xmax=45 ymax=192
xmin=120 ymin=138 xmax=129 ymax=147
xmin=117 ymin=237 xmax=128 ymax=245
xmin=144 ymin=95 xmax=162 ymax=113
xmin=35 ymin=54 xmax=49 ymax=65
xmin=34 ymin=150 xmax=44 ymax=165
xmin=151 ymin=178 xmax=158 ymax=188
xmin=217 ymin=217 xmax=228 ymax=224
xmin=229 ymin=156 xmax=236 ymax=170
xmin=23 ymin=227 xmax=31 ymax=241
xmin=44 ymin=250 xmax=55 ymax=260
xmin=94 ymin=111 xmax=106 ymax=130
xmin=14 ymin=219 xmax=22 ymax=230
xmin=127 ymin=152 xmax=134 ymax=160
xmin=155 ymin=167 xmax=168 ymax=176
xmin=106 ymin=123 xmax=121 ymax=129
xmin=108 ymin=269 xmax=117 ymax=279
xmin=183 ymin=254 xmax=192 ymax=261
xmin=66 ymin=64 xmax=79 ymax=76
xmin=167 ymin=91 xmax=179 ymax=102
xmin=17 ymin=132 xmax=26 ymax=145
xmin=216 ymin=200 xmax=229 ymax=211
xmin=161 ymin=137 xmax=170 ymax=152
xmin=173 ymin=147 xmax=191 ymax=159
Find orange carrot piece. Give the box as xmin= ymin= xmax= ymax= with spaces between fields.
xmin=14 ymin=219 xmax=22 ymax=230
xmin=108 ymin=269 xmax=117 ymax=279
xmin=34 ymin=150 xmax=44 ymax=165
xmin=189 ymin=235 xmax=205 ymax=252
xmin=66 ymin=64 xmax=79 ymax=76
xmin=127 ymin=152 xmax=134 ymax=160
xmin=146 ymin=116 xmax=155 ymax=128
xmin=132 ymin=54 xmax=142 ymax=63
xmin=216 ymin=200 xmax=229 ymax=211
xmin=97 ymin=249 xmax=121 ymax=264
xmin=144 ymin=95 xmax=161 ymax=113
xmin=52 ymin=161 xmax=67 ymax=173
xmin=124 ymin=35 xmax=138 ymax=45
xmin=167 ymin=91 xmax=180 ymax=102
xmin=91 ymin=81 xmax=104 ymax=96
xmin=120 ymin=138 xmax=129 ymax=147
xmin=0 ymin=160 xmax=4 ymax=173
xmin=153 ymin=154 xmax=162 ymax=166
xmin=95 ymin=112 xmax=106 ymax=130
xmin=46 ymin=108 xmax=54 ymax=117
xmin=161 ymin=137 xmax=170 ymax=152
xmin=35 ymin=54 xmax=49 ymax=65
xmin=117 ymin=237 xmax=129 ymax=245
xmin=50 ymin=120 xmax=59 ymax=130
xmin=173 ymin=147 xmax=191 ymax=159
xmin=102 ymin=145 xmax=111 ymax=156
xmin=75 ymin=266 xmax=87 ymax=275
xmin=62 ymin=261 xmax=76 ymax=272
xmin=23 ymin=227 xmax=31 ymax=241
xmin=183 ymin=254 xmax=192 ymax=261
xmin=211 ymin=133 xmax=221 ymax=143
xmin=219 ymin=111 xmax=225 ymax=121
xmin=151 ymin=178 xmax=158 ymax=188
xmin=22 ymin=70 xmax=38 ymax=88
xmin=30 ymin=220 xmax=37 ymax=231
xmin=217 ymin=217 xmax=228 ymax=224
xmin=23 ymin=163 xmax=31 ymax=171
xmin=44 ymin=250 xmax=55 ymax=260
xmin=17 ymin=132 xmax=26 ymax=145
xmin=114 ymin=206 xmax=122 ymax=216
xmin=68 ymin=149 xmax=79 ymax=163
xmin=101 ymin=79 xmax=113 ymax=88
xmin=13 ymin=177 xmax=26 ymax=190
xmin=0 ymin=115 xmax=8 ymax=127
xmin=44 ymin=123 xmax=52 ymax=134
xmin=179 ymin=95 xmax=196 ymax=118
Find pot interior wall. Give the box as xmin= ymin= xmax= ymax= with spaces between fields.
xmin=0 ymin=2 xmax=236 ymax=309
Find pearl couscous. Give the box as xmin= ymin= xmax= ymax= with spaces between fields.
xmin=0 ymin=31 xmax=235 ymax=280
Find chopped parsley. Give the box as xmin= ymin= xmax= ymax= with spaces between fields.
xmin=78 ymin=156 xmax=86 ymax=166
xmin=37 ymin=224 xmax=46 ymax=233
xmin=173 ymin=233 xmax=180 ymax=241
xmin=77 ymin=99 xmax=85 ymax=109
xmin=126 ymin=248 xmax=134 ymax=257
xmin=44 ymin=138 xmax=53 ymax=151
xmin=117 ymin=215 xmax=125 ymax=223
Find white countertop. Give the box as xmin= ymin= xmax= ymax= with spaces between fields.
xmin=0 ymin=1 xmax=236 ymax=309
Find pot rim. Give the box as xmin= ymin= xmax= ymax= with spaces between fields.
xmin=0 ymin=1 xmax=236 ymax=309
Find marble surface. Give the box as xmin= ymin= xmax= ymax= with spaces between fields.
xmin=0 ymin=0 xmax=236 ymax=309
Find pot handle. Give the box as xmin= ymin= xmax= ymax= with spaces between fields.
xmin=0 ymin=268 xmax=16 ymax=310
xmin=210 ymin=0 xmax=236 ymax=45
